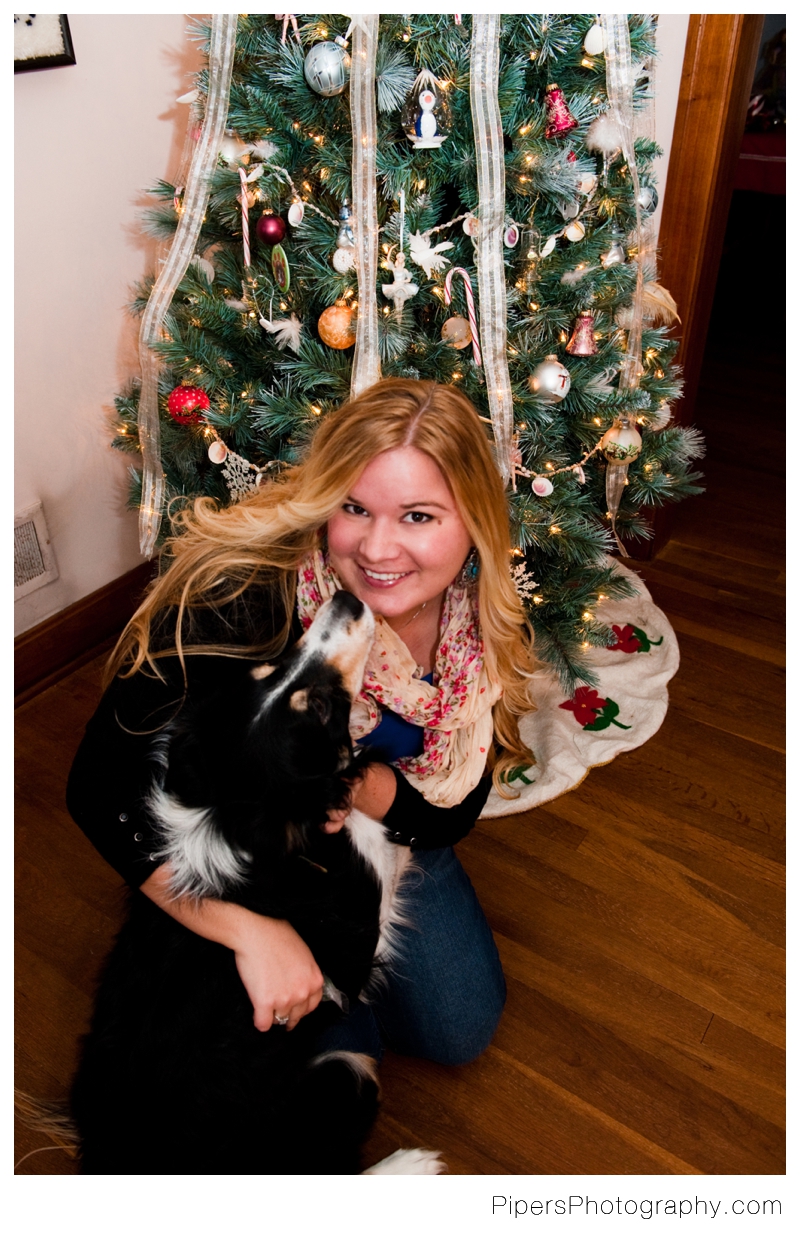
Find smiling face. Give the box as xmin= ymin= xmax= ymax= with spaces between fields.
xmin=325 ymin=446 xmax=473 ymax=628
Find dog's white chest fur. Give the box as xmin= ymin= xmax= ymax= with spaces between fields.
xmin=345 ymin=810 xmax=411 ymax=963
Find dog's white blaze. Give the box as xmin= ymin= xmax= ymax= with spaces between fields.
xmin=254 ymin=598 xmax=375 ymax=720
xmin=346 ymin=810 xmax=412 ymax=964
xmin=148 ymin=786 xmax=250 ymax=899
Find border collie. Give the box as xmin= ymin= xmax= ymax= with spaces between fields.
xmin=70 ymin=590 xmax=444 ymax=1175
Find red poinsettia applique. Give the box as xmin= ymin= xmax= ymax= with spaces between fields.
xmin=560 ymin=686 xmax=631 ymax=731
xmin=608 ymin=624 xmax=664 ymax=654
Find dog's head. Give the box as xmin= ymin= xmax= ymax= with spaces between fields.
xmin=248 ymin=588 xmax=375 ymax=783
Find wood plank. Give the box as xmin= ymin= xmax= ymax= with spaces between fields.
xmin=463 ymin=838 xmax=784 ymax=1048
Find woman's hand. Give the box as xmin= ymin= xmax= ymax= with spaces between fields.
xmin=322 ymin=762 xmax=397 ymax=833
xmin=232 ymin=915 xmax=324 ymax=1032
xmin=141 ymin=864 xmax=323 ymax=1031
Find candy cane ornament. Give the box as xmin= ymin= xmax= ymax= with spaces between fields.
xmin=238 ymin=167 xmax=251 ymax=270
xmin=443 ymin=267 xmax=482 ymax=367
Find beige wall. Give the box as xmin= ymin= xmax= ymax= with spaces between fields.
xmin=653 ymin=14 xmax=691 ymax=242
xmin=14 ymin=14 xmax=689 ymax=637
xmin=14 ymin=14 xmax=203 ymax=634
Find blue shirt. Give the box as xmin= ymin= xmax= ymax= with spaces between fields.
xmin=357 ymin=673 xmax=433 ymax=762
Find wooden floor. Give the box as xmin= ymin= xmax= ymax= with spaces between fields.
xmin=15 ymin=206 xmax=784 ymax=1176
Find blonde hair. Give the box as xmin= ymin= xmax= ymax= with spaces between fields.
xmin=111 ymin=378 xmax=537 ymax=791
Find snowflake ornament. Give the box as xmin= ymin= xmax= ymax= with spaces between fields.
xmin=512 ymin=560 xmax=539 ymax=602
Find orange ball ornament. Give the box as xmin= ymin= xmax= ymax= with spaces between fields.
xmin=318 ymin=301 xmax=356 ymax=350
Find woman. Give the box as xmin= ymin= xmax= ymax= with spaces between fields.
xmin=68 ymin=378 xmax=536 ymax=1065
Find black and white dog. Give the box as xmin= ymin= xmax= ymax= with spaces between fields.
xmin=71 ymin=590 xmax=444 ymax=1174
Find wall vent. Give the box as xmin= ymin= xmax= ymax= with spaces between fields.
xmin=14 ymin=502 xmax=58 ymax=600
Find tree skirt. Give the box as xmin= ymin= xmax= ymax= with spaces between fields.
xmin=482 ymin=564 xmax=679 ymax=819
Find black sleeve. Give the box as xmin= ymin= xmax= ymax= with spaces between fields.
xmin=66 ymin=662 xmax=185 ymax=888
xmin=66 ymin=583 xmax=295 ymax=889
xmin=382 ymin=766 xmax=493 ymax=851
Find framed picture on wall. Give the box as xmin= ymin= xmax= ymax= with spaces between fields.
xmin=14 ymin=14 xmax=76 ymax=73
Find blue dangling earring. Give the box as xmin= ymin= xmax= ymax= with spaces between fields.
xmin=460 ymin=547 xmax=480 ymax=587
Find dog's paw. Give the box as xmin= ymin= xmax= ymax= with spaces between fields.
xmin=363 ymin=1147 xmax=446 ymax=1175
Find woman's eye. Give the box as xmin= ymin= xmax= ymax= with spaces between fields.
xmin=342 ymin=502 xmax=368 ymax=517
xmin=404 ymin=511 xmax=433 ymax=524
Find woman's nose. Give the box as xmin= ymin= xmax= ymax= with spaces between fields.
xmin=357 ymin=517 xmax=402 ymax=561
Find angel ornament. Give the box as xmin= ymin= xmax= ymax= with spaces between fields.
xmin=407 ymin=231 xmax=454 ymax=280
xmin=382 ymin=249 xmax=418 ymax=321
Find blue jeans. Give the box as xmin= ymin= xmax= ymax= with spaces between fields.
xmin=319 ymin=846 xmax=506 ymax=1066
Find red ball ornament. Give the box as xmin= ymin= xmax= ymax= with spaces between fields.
xmin=256 ymin=214 xmax=286 ymax=246
xmin=168 ymin=385 xmax=210 ymax=425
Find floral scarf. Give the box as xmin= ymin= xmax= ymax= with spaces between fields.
xmin=296 ymin=550 xmax=501 ymax=807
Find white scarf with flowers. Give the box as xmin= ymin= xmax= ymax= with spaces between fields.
xmin=296 ymin=550 xmax=501 ymax=807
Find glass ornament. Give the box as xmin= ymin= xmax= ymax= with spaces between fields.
xmin=318 ymin=301 xmax=356 ymax=349
xmin=520 ymin=227 xmax=541 ymax=294
xmin=167 ymin=385 xmax=210 ymax=425
xmin=441 ymin=316 xmax=471 ymax=349
xmin=529 ymin=355 xmax=571 ymax=403
xmin=336 ymin=198 xmax=355 ymax=249
xmin=600 ymin=419 xmax=643 ymax=465
xmin=401 ymin=71 xmax=450 ymax=149
xmin=303 ymin=41 xmax=351 ymax=97
xmin=565 ymin=312 xmax=598 ymax=356
xmin=255 ymin=214 xmax=286 ymax=246
xmin=600 ymin=231 xmax=626 ymax=268
xmin=544 ymin=85 xmax=578 ymax=139
xmin=636 ymin=184 xmax=659 ymax=214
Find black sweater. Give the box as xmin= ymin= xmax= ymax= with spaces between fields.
xmin=66 ymin=586 xmax=491 ymax=889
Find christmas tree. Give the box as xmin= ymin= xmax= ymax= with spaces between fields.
xmin=113 ymin=13 xmax=702 ymax=689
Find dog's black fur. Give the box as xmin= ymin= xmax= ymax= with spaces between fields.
xmin=70 ymin=591 xmax=411 ymax=1174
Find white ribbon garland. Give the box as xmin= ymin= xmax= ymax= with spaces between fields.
xmin=349 ymin=13 xmax=381 ymax=397
xmin=469 ymin=14 xmax=514 ymax=485
xmin=136 ymin=14 xmax=238 ymax=557
xmin=600 ymin=14 xmax=647 ymax=557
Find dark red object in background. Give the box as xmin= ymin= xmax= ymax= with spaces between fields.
xmin=735 ymin=129 xmax=786 ymax=196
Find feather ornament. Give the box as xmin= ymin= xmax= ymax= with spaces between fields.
xmin=616 ymin=282 xmax=680 ymax=329
xmin=259 ymin=313 xmax=302 ymax=352
xmin=585 ymin=112 xmax=624 ymax=156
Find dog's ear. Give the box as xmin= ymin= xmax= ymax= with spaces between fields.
xmin=251 ymin=662 xmax=277 ymax=681
xmin=289 ymin=686 xmax=333 ymax=725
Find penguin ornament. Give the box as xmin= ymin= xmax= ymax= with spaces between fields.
xmin=402 ymin=73 xmax=448 ymax=150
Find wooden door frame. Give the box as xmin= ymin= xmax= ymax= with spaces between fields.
xmin=630 ymin=13 xmax=764 ymax=559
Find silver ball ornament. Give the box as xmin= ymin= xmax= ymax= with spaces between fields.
xmin=304 ymin=42 xmax=351 ymax=97
xmin=529 ymin=355 xmax=571 ymax=404
xmin=636 ymin=184 xmax=658 ymax=214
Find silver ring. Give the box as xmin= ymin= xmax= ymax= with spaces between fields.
xmin=273 ymin=1014 xmax=289 ymax=1026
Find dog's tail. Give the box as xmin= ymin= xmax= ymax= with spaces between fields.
xmin=14 ymin=1089 xmax=79 ymax=1171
